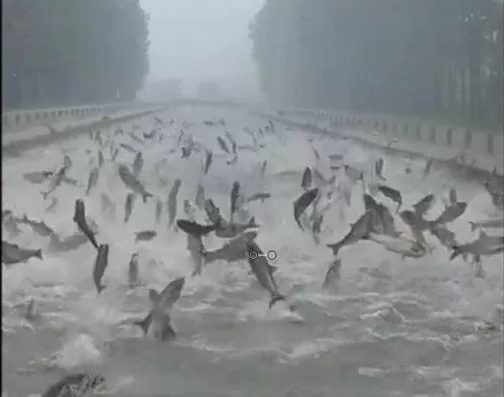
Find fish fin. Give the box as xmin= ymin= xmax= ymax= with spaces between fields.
xmin=142 ymin=193 xmax=152 ymax=203
xmin=22 ymin=214 xmax=28 ymax=222
xmin=269 ymin=294 xmax=285 ymax=309
xmin=97 ymin=284 xmax=106 ymax=294
xmin=133 ymin=313 xmax=152 ymax=335
xmin=268 ymin=265 xmax=278 ymax=274
xmin=35 ymin=249 xmax=43 ymax=260
xmin=479 ymin=230 xmax=488 ymax=239
xmin=449 ymin=245 xmax=461 ymax=261
xmin=41 ymin=192 xmax=48 ymax=200
xmin=469 ymin=221 xmax=477 ymax=231
xmin=160 ymin=324 xmax=176 ymax=341
xmin=248 ymin=216 xmax=256 ymax=227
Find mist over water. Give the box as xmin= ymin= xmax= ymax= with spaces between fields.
xmin=2 ymin=106 xmax=503 ymax=396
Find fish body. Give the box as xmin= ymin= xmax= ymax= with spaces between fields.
xmin=177 ymin=220 xmax=217 ymax=237
xmin=20 ymin=214 xmax=56 ymax=238
xmin=120 ymin=143 xmax=137 ymax=153
xmin=93 ymin=244 xmax=109 ymax=293
xmin=133 ymin=152 xmax=144 ymax=176
xmin=73 ymin=200 xmax=99 ymax=249
xmin=368 ymin=233 xmax=427 ymax=258
xmin=246 ymin=242 xmax=285 ymax=309
xmin=2 ymin=241 xmax=43 ymax=265
xmin=42 ymin=166 xmax=67 ymax=199
xmin=450 ymin=231 xmax=504 ymax=261
xmin=128 ymin=253 xmax=140 ymax=287
xmin=41 ymin=373 xmax=105 ymax=397
xmin=155 ymin=198 xmax=163 ymax=224
xmin=203 ymin=231 xmax=257 ymax=264
xmin=215 ymin=217 xmax=258 ymax=239
xmin=85 ymin=168 xmax=99 ymax=196
xmin=377 ymin=185 xmax=402 ymax=212
xmin=469 ymin=218 xmax=504 ymax=231
xmin=217 ymin=136 xmax=230 ymax=153
xmin=301 ymin=167 xmax=312 ymax=191
xmin=247 ymin=193 xmax=271 ymax=203
xmin=134 ymin=277 xmax=185 ymax=339
xmin=413 ymin=194 xmax=435 ymax=216
xmin=195 ymin=184 xmax=205 ymax=210
xmin=323 ymin=259 xmax=342 ymax=288
xmin=434 ymin=202 xmax=467 ymax=225
xmin=327 ymin=211 xmax=373 ymax=256
xmin=230 ymin=181 xmax=240 ymax=221
xmin=167 ymin=179 xmax=182 ymax=227
xmin=204 ymin=150 xmax=213 ymax=174
xmin=124 ymin=193 xmax=135 ymax=223
xmin=135 ymin=230 xmax=157 ymax=242
xmin=293 ymin=188 xmax=319 ymax=230
xmin=48 ymin=232 xmax=89 ymax=253
xmin=118 ymin=164 xmax=153 ymax=202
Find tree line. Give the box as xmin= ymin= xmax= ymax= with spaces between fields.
xmin=250 ymin=0 xmax=503 ymax=130
xmin=2 ymin=0 xmax=149 ymax=110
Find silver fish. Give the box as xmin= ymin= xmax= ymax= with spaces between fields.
xmin=377 ymin=185 xmax=402 ymax=212
xmin=42 ymin=166 xmax=67 ymax=199
xmin=433 ymin=202 xmax=467 ymax=225
xmin=368 ymin=233 xmax=427 ymax=258
xmin=301 ymin=167 xmax=312 ymax=191
xmin=2 ymin=241 xmax=43 ymax=265
xmin=124 ymin=193 xmax=135 ymax=223
xmin=203 ymin=231 xmax=257 ymax=265
xmin=323 ymin=259 xmax=342 ymax=288
xmin=469 ymin=218 xmax=504 ymax=231
xmin=195 ymin=184 xmax=205 ymax=210
xmin=135 ymin=230 xmax=157 ymax=242
xmin=155 ymin=198 xmax=163 ymax=224
xmin=247 ymin=192 xmax=271 ymax=203
xmin=450 ymin=230 xmax=504 ymax=261
xmin=118 ymin=164 xmax=153 ymax=202
xmin=85 ymin=168 xmax=99 ymax=196
xmin=93 ymin=244 xmax=109 ymax=294
xmin=128 ymin=253 xmax=140 ymax=287
xmin=73 ymin=199 xmax=99 ymax=249
xmin=134 ymin=277 xmax=185 ymax=339
xmin=246 ymin=241 xmax=285 ymax=309
xmin=260 ymin=160 xmax=267 ymax=179
xmin=133 ymin=152 xmax=144 ymax=177
xmin=217 ymin=136 xmax=230 ymax=154
xmin=413 ymin=194 xmax=435 ymax=217
xmin=327 ymin=211 xmax=373 ymax=256
xmin=204 ymin=150 xmax=213 ymax=175
xmin=19 ymin=214 xmax=56 ymax=238
xmin=293 ymin=188 xmax=319 ymax=230
xmin=230 ymin=181 xmax=240 ymax=221
xmin=41 ymin=373 xmax=106 ymax=397
xmin=167 ymin=179 xmax=182 ymax=228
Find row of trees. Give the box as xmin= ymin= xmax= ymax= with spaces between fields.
xmin=250 ymin=0 xmax=503 ymax=129
xmin=2 ymin=0 xmax=149 ymax=109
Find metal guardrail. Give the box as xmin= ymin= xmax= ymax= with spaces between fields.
xmin=1 ymin=101 xmax=154 ymax=129
xmin=282 ymin=108 xmax=504 ymax=166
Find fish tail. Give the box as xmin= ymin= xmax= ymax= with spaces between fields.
xmin=133 ymin=315 xmax=151 ymax=335
xmin=326 ymin=243 xmax=341 ymax=256
xmin=269 ymin=294 xmax=285 ymax=310
xmin=35 ymin=249 xmax=43 ymax=260
xmin=449 ymin=245 xmax=461 ymax=261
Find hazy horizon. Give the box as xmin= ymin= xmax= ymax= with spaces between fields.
xmin=139 ymin=0 xmax=264 ymax=97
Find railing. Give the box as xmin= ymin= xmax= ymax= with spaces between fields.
xmin=1 ymin=101 xmax=152 ymax=129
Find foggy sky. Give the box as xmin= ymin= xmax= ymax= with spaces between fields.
xmin=140 ymin=0 xmax=264 ymax=97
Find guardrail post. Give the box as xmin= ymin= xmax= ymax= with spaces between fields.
xmin=487 ymin=134 xmax=494 ymax=155
xmin=430 ymin=125 xmax=436 ymax=143
xmin=416 ymin=124 xmax=421 ymax=140
xmin=446 ymin=128 xmax=453 ymax=145
xmin=464 ymin=129 xmax=472 ymax=149
xmin=403 ymin=124 xmax=408 ymax=136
